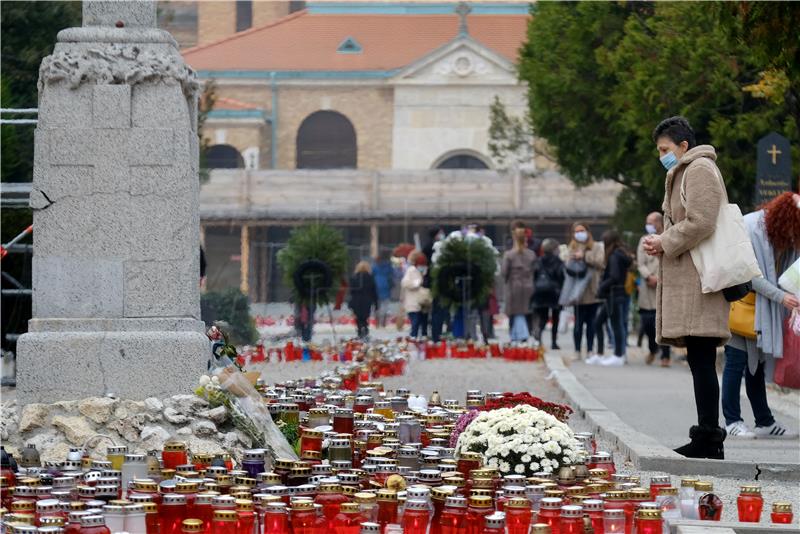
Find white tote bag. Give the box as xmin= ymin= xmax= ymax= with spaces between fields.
xmin=679 ymin=161 xmax=761 ymax=293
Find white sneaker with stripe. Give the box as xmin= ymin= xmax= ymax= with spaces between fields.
xmin=753 ymin=421 xmax=798 ymax=439
xmin=725 ymin=420 xmax=755 ymax=439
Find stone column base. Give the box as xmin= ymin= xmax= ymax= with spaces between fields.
xmin=17 ymin=318 xmax=208 ymax=404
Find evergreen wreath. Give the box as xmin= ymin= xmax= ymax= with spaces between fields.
xmin=431 ymin=232 xmax=498 ymax=308
xmin=277 ymin=223 xmax=348 ymax=306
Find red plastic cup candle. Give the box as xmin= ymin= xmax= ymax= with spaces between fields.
xmin=439 ymin=495 xmax=468 ymax=534
xmin=162 ymin=442 xmax=188 ymax=471
xmin=537 ymin=498 xmax=562 ymax=534
xmin=290 ymin=501 xmax=317 ymax=534
xmin=771 ymin=502 xmax=793 ymax=524
xmin=300 ymin=430 xmax=323 ymax=454
xmin=236 ymin=499 xmax=256 ymax=534
xmin=402 ymin=499 xmax=431 ymax=534
xmin=559 ymin=506 xmax=584 ymax=534
xmin=583 ymin=499 xmax=604 ymax=534
xmin=634 ymin=509 xmax=662 ymax=534
xmin=332 ymin=502 xmax=364 ymax=534
xmin=648 ymin=476 xmax=671 ymax=501
xmin=160 ymin=494 xmax=188 ymax=534
xmin=505 ymin=497 xmax=533 ymax=534
xmin=482 ymin=513 xmax=505 ymax=534
xmin=465 ymin=495 xmax=494 ymax=534
xmin=376 ymin=490 xmax=398 ymax=533
xmin=210 ymin=510 xmax=238 ymax=534
xmin=736 ymin=485 xmax=763 ymax=523
xmin=315 ymin=484 xmax=348 ymax=529
xmin=263 ymin=503 xmax=289 ymax=534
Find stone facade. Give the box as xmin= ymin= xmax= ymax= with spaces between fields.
xmin=17 ymin=0 xmax=208 ymax=404
xmin=196 ymin=1 xmax=291 ymax=47
xmin=276 ymin=85 xmax=394 ymax=170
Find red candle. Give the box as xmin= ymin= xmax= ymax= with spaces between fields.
xmin=439 ymin=495 xmax=467 ymax=534
xmin=559 ymin=506 xmax=584 ymax=534
xmin=290 ymin=501 xmax=318 ymax=534
xmin=465 ymin=496 xmax=493 ymax=534
xmin=736 ymin=486 xmax=763 ymax=523
xmin=162 ymin=442 xmax=188 ymax=471
xmin=314 ymin=484 xmax=348 ymax=529
xmin=771 ymin=502 xmax=793 ymax=524
xmin=402 ymin=500 xmax=431 ymax=534
xmin=210 ymin=511 xmax=238 ymax=534
xmin=482 ymin=513 xmax=505 ymax=534
xmin=263 ymin=503 xmax=289 ymax=534
xmin=160 ymin=494 xmax=188 ymax=534
xmin=633 ymin=510 xmax=662 ymax=534
xmin=236 ymin=500 xmax=256 ymax=534
xmin=376 ymin=491 xmax=399 ymax=533
xmin=505 ymin=498 xmax=533 ymax=534
xmin=537 ymin=498 xmax=562 ymax=534
xmin=648 ymin=476 xmax=671 ymax=501
xmin=332 ymin=502 xmax=363 ymax=534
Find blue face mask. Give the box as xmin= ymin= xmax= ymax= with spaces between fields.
xmin=660 ymin=151 xmax=678 ymax=170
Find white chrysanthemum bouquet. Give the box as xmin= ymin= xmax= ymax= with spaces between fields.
xmin=455 ymin=405 xmax=580 ymax=475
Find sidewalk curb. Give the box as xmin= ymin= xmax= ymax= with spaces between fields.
xmin=544 ymin=352 xmax=800 ymax=482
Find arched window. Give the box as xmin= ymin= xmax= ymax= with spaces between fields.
xmin=206 ymin=144 xmax=244 ymax=169
xmin=296 ymin=111 xmax=357 ymax=169
xmin=435 ymin=152 xmax=490 ymax=169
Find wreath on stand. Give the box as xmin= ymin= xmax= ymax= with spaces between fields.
xmin=430 ymin=231 xmax=498 ymax=308
xmin=277 ymin=223 xmax=348 ymax=306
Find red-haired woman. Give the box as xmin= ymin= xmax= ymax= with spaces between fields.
xmin=722 ymin=192 xmax=800 ymax=439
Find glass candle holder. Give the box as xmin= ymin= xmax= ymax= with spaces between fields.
xmin=771 ymin=502 xmax=793 ymax=524
xmin=736 ymin=485 xmax=763 ymax=523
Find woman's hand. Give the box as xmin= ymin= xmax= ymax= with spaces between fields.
xmin=782 ymin=292 xmax=800 ymax=311
xmin=643 ymin=235 xmax=664 ymax=256
xmin=572 ymin=250 xmax=584 ymax=260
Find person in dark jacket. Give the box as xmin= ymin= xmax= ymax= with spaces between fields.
xmin=588 ymin=230 xmax=632 ymax=366
xmin=348 ymin=261 xmax=378 ymax=339
xmin=531 ymin=238 xmax=565 ymax=349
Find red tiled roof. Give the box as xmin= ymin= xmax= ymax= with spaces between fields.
xmin=183 ymin=10 xmax=529 ymax=72
xmin=213 ymin=97 xmax=261 ymax=111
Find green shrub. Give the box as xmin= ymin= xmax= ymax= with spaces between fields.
xmin=201 ymin=288 xmax=258 ymax=345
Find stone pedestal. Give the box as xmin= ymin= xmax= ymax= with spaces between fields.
xmin=17 ymin=0 xmax=208 ymax=403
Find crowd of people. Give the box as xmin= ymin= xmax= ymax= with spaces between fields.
xmin=339 ymin=115 xmax=799 ymax=460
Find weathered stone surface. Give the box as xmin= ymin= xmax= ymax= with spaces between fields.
xmin=19 ymin=403 xmax=48 ymax=433
xmin=176 ymin=426 xmax=192 ymax=436
xmin=1 ymin=401 xmax=19 ymax=440
xmin=191 ymin=420 xmax=217 ymax=437
xmin=52 ymin=415 xmax=95 ymax=446
xmin=164 ymin=394 xmax=208 ymax=416
xmin=78 ymin=397 xmax=118 ymax=424
xmin=187 ymin=436 xmax=225 ymax=456
xmin=139 ymin=425 xmax=171 ymax=451
xmin=27 ymin=431 xmax=72 ymax=464
xmin=83 ymin=0 xmax=157 ymax=28
xmin=107 ymin=412 xmax=152 ymax=442
xmin=17 ymin=331 xmax=209 ymax=403
xmin=199 ymin=406 xmax=227 ymax=424
xmin=144 ymin=397 xmax=163 ymax=412
xmin=163 ymin=407 xmax=189 ymax=425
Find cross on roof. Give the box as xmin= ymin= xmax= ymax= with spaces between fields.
xmin=455 ymin=2 xmax=472 ymax=36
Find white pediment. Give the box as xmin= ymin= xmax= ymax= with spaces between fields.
xmin=392 ymin=36 xmax=519 ymax=86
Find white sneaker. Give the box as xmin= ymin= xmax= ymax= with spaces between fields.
xmin=725 ymin=420 xmax=756 ymax=439
xmin=753 ymin=421 xmax=798 ymax=439
xmin=585 ymin=354 xmax=602 ymax=365
xmin=599 ymin=355 xmax=625 ymax=366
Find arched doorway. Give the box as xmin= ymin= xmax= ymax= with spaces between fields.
xmin=434 ymin=151 xmax=490 ymax=169
xmin=296 ymin=111 xmax=357 ymax=169
xmin=206 ymin=144 xmax=244 ymax=169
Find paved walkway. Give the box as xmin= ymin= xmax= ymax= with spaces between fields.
xmin=556 ymin=347 xmax=800 ymax=464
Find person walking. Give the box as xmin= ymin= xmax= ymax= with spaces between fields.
xmin=423 ymin=228 xmax=450 ymax=341
xmin=567 ymin=222 xmax=605 ymax=359
xmin=532 ymin=238 xmax=565 ymax=349
xmin=637 ymin=212 xmax=671 ymax=366
xmin=643 ymin=116 xmax=730 ymax=459
xmin=371 ymin=252 xmax=394 ymax=328
xmin=348 ymin=261 xmax=378 ymax=339
xmin=588 ymin=231 xmax=631 ymax=366
xmin=401 ymin=251 xmax=430 ymax=339
xmin=722 ymin=192 xmax=800 ymax=439
xmin=502 ymin=221 xmax=537 ymax=342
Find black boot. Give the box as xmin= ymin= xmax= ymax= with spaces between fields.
xmin=674 ymin=425 xmax=726 ymax=460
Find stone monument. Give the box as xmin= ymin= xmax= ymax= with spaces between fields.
xmin=17 ymin=0 xmax=208 ymax=403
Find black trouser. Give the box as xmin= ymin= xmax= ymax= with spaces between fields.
xmin=533 ymin=306 xmax=561 ymax=346
xmin=686 ymin=336 xmax=721 ymax=428
xmin=573 ymin=303 xmax=599 ymax=353
xmin=639 ymin=309 xmax=671 ymax=359
xmin=430 ymin=299 xmax=450 ymax=342
xmin=355 ymin=314 xmax=369 ymax=339
xmin=594 ymin=296 xmax=626 ymax=357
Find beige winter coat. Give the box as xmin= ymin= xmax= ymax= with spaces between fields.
xmin=636 ymin=235 xmax=659 ymax=311
xmin=656 ymin=145 xmax=730 ymax=347
xmin=568 ymin=242 xmax=605 ymax=305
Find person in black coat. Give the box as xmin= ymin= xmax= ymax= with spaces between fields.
xmin=348 ymin=261 xmax=379 ymax=339
xmin=531 ymin=238 xmax=565 ymax=349
xmin=589 ymin=230 xmax=633 ymax=365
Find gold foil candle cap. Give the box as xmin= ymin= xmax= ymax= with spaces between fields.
xmin=181 ymin=519 xmax=204 ymax=533
xmin=772 ymin=502 xmax=792 ymax=513
xmin=468 ymin=495 xmax=492 ymax=508
xmin=739 ymin=485 xmax=761 ymax=495
xmin=693 ymin=481 xmax=713 ymax=492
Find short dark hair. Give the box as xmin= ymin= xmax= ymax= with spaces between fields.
xmin=511 ymin=220 xmax=526 ymax=230
xmin=652 ymin=116 xmax=696 ymax=148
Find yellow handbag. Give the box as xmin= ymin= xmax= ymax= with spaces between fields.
xmin=729 ymin=291 xmax=756 ymax=339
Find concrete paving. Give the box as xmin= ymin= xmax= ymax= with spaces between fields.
xmin=556 ymin=348 xmax=800 ymax=465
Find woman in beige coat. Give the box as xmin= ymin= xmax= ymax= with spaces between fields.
xmin=644 ymin=116 xmax=730 ymax=459
xmin=567 ymin=222 xmax=605 ymax=359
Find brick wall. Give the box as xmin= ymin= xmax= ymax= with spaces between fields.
xmin=195 ymin=1 xmax=292 ymax=46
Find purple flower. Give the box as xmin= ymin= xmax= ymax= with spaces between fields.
xmin=450 ymin=409 xmax=480 ymax=448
